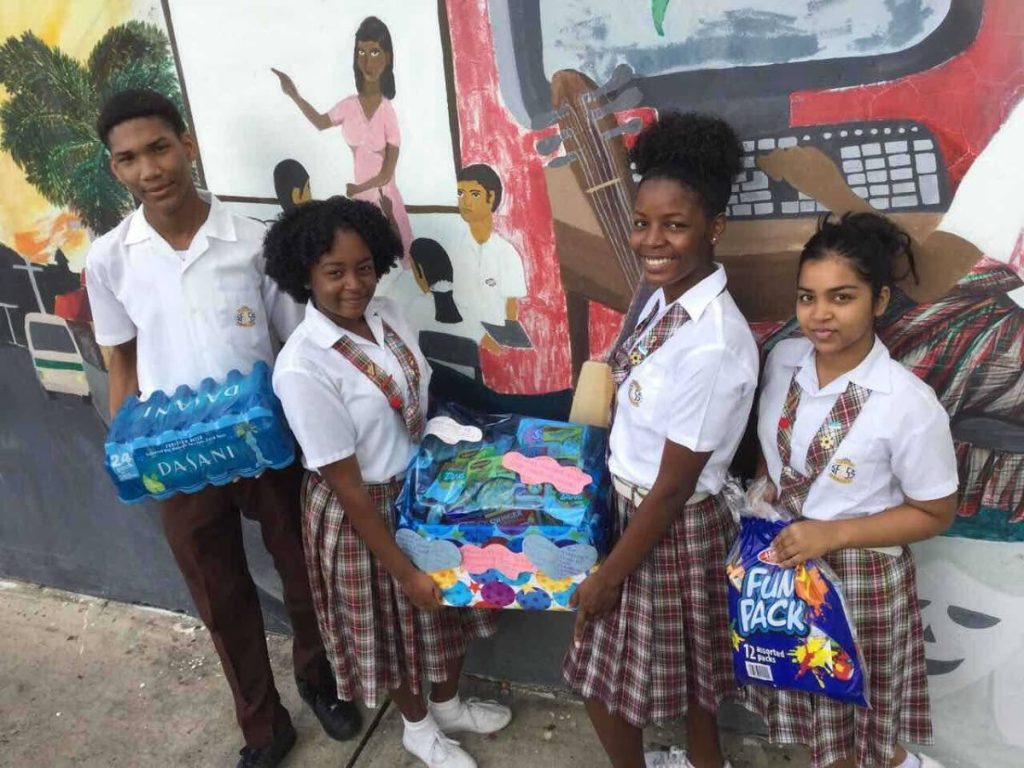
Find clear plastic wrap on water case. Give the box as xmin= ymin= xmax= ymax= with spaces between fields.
xmin=104 ymin=361 xmax=294 ymax=502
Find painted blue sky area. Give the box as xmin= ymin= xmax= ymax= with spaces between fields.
xmin=541 ymin=0 xmax=950 ymax=83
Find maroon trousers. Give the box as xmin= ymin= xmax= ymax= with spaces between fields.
xmin=159 ymin=463 xmax=331 ymax=747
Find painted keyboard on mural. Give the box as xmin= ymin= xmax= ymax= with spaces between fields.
xmin=103 ymin=362 xmax=294 ymax=503
xmin=728 ymin=120 xmax=948 ymax=218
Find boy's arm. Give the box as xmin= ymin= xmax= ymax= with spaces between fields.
xmin=106 ymin=339 xmax=139 ymax=418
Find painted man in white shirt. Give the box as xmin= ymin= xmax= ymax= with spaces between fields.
xmin=84 ymin=89 xmax=360 ymax=768
xmin=451 ymin=164 xmax=529 ymax=352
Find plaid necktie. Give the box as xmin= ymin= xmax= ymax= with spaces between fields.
xmin=332 ymin=320 xmax=424 ymax=440
xmin=609 ymin=302 xmax=690 ymax=386
xmin=776 ymin=373 xmax=871 ymax=518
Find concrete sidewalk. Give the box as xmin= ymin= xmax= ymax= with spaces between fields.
xmin=0 ymin=580 xmax=805 ymax=767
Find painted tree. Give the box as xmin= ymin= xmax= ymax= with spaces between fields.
xmin=0 ymin=21 xmax=183 ymax=234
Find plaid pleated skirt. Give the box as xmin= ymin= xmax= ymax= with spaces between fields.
xmin=302 ymin=472 xmax=497 ymax=708
xmin=562 ymin=488 xmax=738 ymax=727
xmin=741 ymin=546 xmax=932 ymax=768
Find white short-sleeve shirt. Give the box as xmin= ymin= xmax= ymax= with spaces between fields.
xmin=758 ymin=337 xmax=959 ymax=521
xmin=272 ymin=298 xmax=431 ymax=482
xmin=450 ymin=229 xmax=527 ymax=326
xmin=609 ymin=265 xmax=759 ymax=494
xmin=85 ymin=192 xmax=303 ymax=398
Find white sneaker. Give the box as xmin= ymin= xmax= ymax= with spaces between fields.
xmin=644 ymin=749 xmax=734 ymax=768
xmin=645 ymin=747 xmax=687 ymax=767
xmin=402 ymin=723 xmax=477 ymax=768
xmin=429 ymin=697 xmax=512 ymax=734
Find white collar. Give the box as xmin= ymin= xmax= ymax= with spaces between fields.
xmin=124 ymin=190 xmax=236 ymax=246
xmin=791 ymin=336 xmax=893 ymax=396
xmin=305 ymin=298 xmax=385 ymax=349
xmin=641 ymin=263 xmax=728 ymax=323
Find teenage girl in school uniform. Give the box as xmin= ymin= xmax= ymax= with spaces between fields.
xmin=563 ymin=113 xmax=760 ymax=768
xmin=748 ymin=212 xmax=958 ymax=768
xmin=265 ymin=197 xmax=511 ymax=768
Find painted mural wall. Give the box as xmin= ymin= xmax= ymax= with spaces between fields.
xmin=1 ymin=2 xmax=1020 ymax=765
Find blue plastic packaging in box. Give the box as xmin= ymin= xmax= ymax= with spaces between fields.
xmin=724 ymin=482 xmax=870 ymax=707
xmin=395 ymin=403 xmax=611 ymax=610
xmin=103 ymin=362 xmax=295 ymax=503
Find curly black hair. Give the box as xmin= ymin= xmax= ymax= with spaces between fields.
xmin=97 ymin=88 xmax=186 ymax=148
xmin=801 ymin=212 xmax=919 ymax=299
xmin=630 ymin=111 xmax=742 ymax=217
xmin=263 ymin=196 xmax=401 ymax=303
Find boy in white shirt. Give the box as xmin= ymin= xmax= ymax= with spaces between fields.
xmin=85 ymin=89 xmax=360 ymax=768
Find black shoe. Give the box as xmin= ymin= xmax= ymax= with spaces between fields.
xmin=296 ymin=678 xmax=363 ymax=741
xmin=236 ymin=722 xmax=297 ymax=768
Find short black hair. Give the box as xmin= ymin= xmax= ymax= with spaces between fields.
xmin=264 ymin=196 xmax=401 ymax=304
xmin=630 ymin=111 xmax=742 ymax=217
xmin=410 ymin=238 xmax=453 ymax=285
xmin=457 ymin=164 xmax=503 ymax=211
xmin=353 ymin=16 xmax=396 ymax=100
xmin=800 ymin=212 xmax=918 ymax=299
xmin=273 ymin=159 xmax=311 ymax=212
xmin=97 ymin=88 xmax=186 ymax=148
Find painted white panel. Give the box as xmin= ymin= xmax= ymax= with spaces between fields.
xmin=166 ymin=0 xmax=457 ymax=205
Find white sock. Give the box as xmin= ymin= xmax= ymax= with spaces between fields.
xmin=402 ymin=712 xmax=439 ymax=742
xmin=895 ymin=751 xmax=921 ymax=768
xmin=430 ymin=693 xmax=462 ymax=715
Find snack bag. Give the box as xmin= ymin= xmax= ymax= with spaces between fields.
xmin=723 ymin=479 xmax=870 ymax=707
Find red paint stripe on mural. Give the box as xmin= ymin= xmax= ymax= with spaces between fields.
xmin=790 ymin=0 xmax=1024 ymax=189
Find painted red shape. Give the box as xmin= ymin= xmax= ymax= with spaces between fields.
xmin=791 ymin=0 xmax=1023 ymax=189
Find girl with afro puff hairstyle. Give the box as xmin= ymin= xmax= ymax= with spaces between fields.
xmin=266 ymin=197 xmax=511 ymax=768
xmin=563 ymin=113 xmax=759 ymax=768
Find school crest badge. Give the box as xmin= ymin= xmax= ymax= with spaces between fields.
xmin=235 ymin=306 xmax=256 ymax=327
xmin=828 ymin=458 xmax=856 ymax=484
xmin=628 ymin=379 xmax=642 ymax=406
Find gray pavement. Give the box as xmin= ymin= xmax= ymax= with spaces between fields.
xmin=0 ymin=580 xmax=805 ymax=767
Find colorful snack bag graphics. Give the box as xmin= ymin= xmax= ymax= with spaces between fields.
xmin=724 ymin=483 xmax=870 ymax=707
xmin=395 ymin=402 xmax=611 ymax=610
xmin=103 ymin=362 xmax=294 ymax=503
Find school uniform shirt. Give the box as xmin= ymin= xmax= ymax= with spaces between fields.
xmin=86 ymin=191 xmax=302 ymax=398
xmin=758 ymin=336 xmax=959 ymax=521
xmin=449 ymin=229 xmax=527 ymax=326
xmin=272 ymin=297 xmax=431 ymax=483
xmin=608 ymin=265 xmax=759 ymax=494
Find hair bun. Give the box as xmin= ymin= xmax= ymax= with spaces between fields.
xmin=630 ymin=112 xmax=742 ymax=215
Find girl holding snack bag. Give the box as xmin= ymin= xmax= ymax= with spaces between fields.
xmin=265 ymin=197 xmax=510 ymax=768
xmin=747 ymin=212 xmax=959 ymax=768
xmin=563 ymin=113 xmax=760 ymax=768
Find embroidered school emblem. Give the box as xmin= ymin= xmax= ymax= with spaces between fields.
xmin=628 ymin=379 xmax=643 ymax=406
xmin=235 ymin=305 xmax=256 ymax=327
xmin=828 ymin=458 xmax=856 ymax=484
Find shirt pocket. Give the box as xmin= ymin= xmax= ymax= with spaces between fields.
xmin=214 ymin=276 xmax=270 ymax=351
xmin=626 ymin=360 xmax=667 ymax=427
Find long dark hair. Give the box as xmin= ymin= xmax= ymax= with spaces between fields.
xmin=353 ymin=16 xmax=395 ymax=99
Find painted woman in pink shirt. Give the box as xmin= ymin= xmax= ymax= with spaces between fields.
xmin=273 ymin=16 xmax=412 ymax=263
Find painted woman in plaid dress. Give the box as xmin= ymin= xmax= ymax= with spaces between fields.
xmin=748 ymin=213 xmax=959 ymax=768
xmin=562 ymin=114 xmax=759 ymax=768
xmin=265 ymin=197 xmax=510 ymax=768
